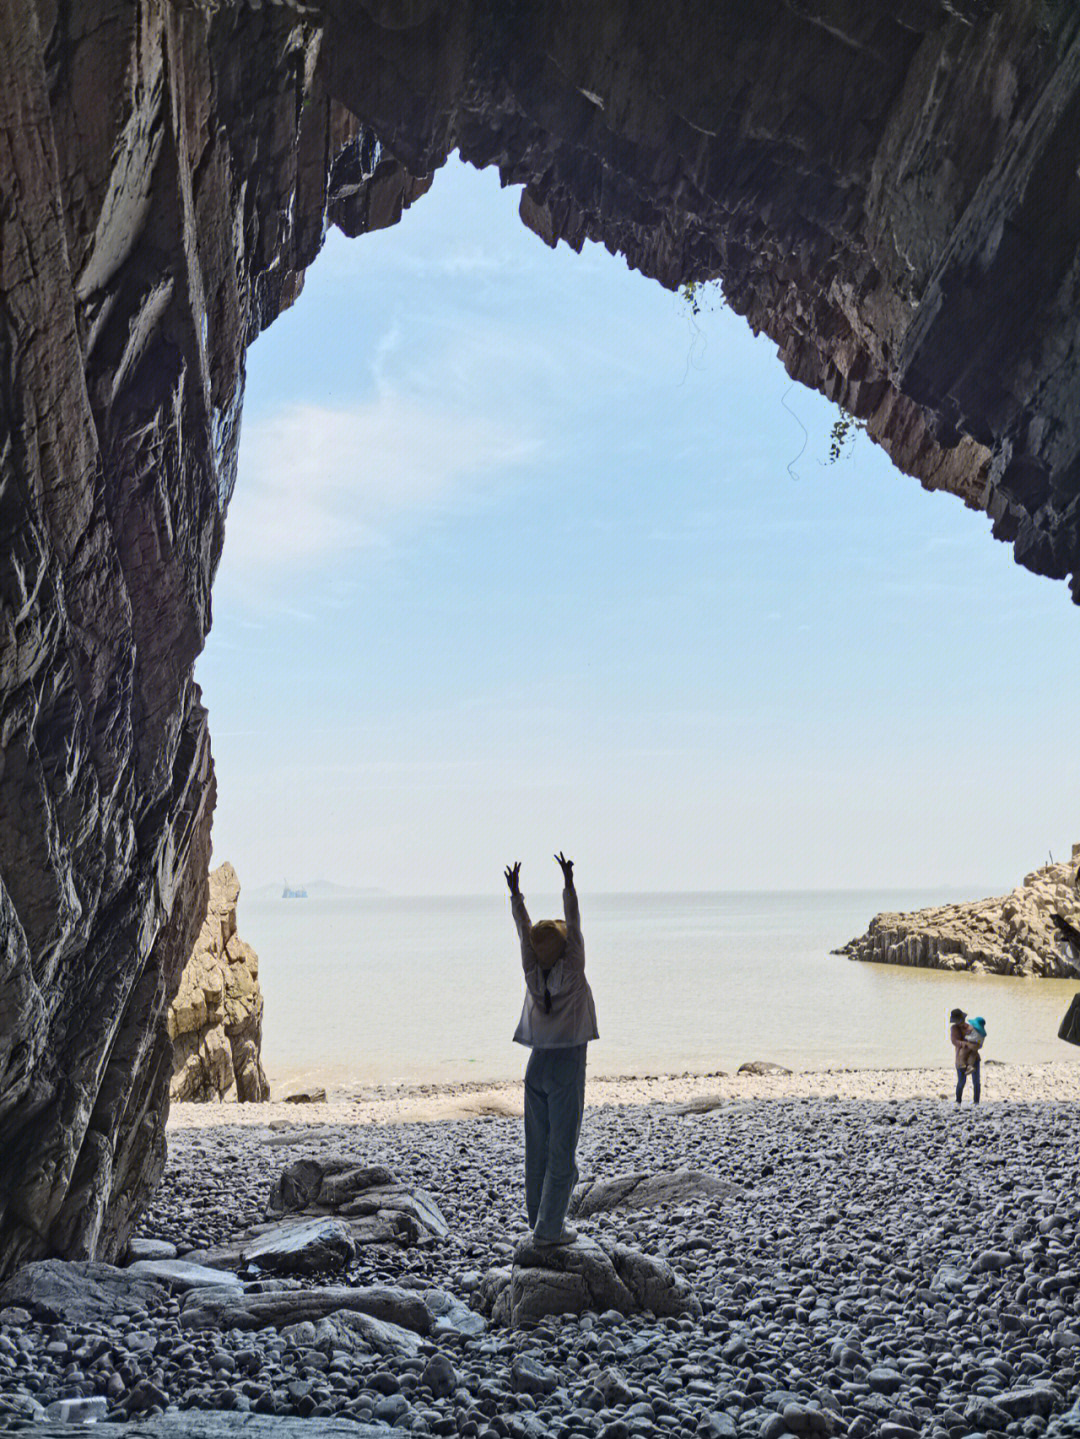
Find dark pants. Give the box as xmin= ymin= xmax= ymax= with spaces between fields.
xmin=956 ymin=1060 xmax=980 ymax=1104
xmin=524 ymin=1044 xmax=588 ymax=1240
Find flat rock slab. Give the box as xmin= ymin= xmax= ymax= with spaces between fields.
xmin=181 ymin=1281 xmax=433 ymax=1334
xmin=242 ymin=1217 xmax=357 ymax=1274
xmin=184 ymin=1211 xmax=423 ymax=1271
xmin=670 ymin=1093 xmax=727 ymax=1114
xmin=25 ymin=1416 xmax=388 ymax=1437
xmin=126 ymin=1260 xmax=243 ymax=1290
xmin=0 ymin=1260 xmax=167 ymax=1323
xmin=571 ymin=1167 xmax=739 ymax=1217
xmin=480 ymin=1234 xmax=699 ymax=1328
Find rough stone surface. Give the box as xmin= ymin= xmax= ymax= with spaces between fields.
xmin=571 ymin=1167 xmax=739 ymax=1217
xmin=168 ymin=864 xmax=269 ymax=1103
xmin=5 ymin=0 xmax=1080 ymax=1273
xmin=838 ymin=842 xmax=1080 ymax=976
xmin=481 ymin=1235 xmax=700 ymax=1328
xmin=0 ymin=1260 xmax=166 ymax=1324
xmin=266 ymin=1154 xmax=448 ymax=1243
xmin=295 ymin=1308 xmax=429 ymax=1360
xmin=2 ymin=1095 xmax=1080 ymax=1432
xmin=180 ymin=1281 xmax=434 ymax=1334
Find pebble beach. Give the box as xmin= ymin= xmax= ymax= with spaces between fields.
xmin=3 ymin=1062 xmax=1080 ymax=1435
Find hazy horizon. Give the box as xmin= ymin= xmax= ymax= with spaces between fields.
xmin=197 ymin=156 xmax=1079 ymax=898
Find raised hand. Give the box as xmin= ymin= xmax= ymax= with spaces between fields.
xmin=554 ymin=851 xmax=574 ymax=884
xmin=504 ymin=862 xmax=522 ymax=895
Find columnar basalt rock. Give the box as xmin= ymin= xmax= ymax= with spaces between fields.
xmin=837 ymin=843 xmax=1080 ymax=976
xmin=2 ymin=0 xmax=1080 ymax=1274
xmin=168 ymin=862 xmax=269 ymax=1103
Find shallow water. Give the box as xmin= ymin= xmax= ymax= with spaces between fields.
xmin=243 ymin=889 xmax=1080 ymax=1090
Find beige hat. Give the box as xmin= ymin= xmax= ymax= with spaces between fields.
xmin=530 ymin=920 xmax=567 ymax=969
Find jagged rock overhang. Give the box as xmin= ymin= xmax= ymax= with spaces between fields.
xmin=320 ymin=0 xmax=1080 ymax=595
xmin=2 ymin=0 xmax=1080 ymax=1280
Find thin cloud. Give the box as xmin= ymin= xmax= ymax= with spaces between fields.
xmin=221 ymin=394 xmax=535 ymax=572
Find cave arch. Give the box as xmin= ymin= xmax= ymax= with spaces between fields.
xmin=0 ymin=0 xmax=1078 ymax=1272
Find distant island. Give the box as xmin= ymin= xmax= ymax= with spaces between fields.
xmin=247 ymin=880 xmax=386 ymax=901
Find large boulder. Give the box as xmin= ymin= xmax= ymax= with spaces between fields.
xmin=479 ymin=1235 xmax=699 ymax=1328
xmin=181 ymin=1281 xmax=438 ymax=1334
xmin=266 ymin=1154 xmax=449 ymax=1244
xmin=0 ymin=1260 xmax=167 ymax=1324
xmin=241 ymin=1217 xmax=357 ymax=1275
xmin=168 ymin=863 xmax=270 ymax=1102
xmin=285 ymin=1309 xmax=429 ymax=1360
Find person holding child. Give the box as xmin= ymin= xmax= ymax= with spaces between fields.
xmin=505 ymin=852 xmax=598 ymax=1247
xmin=949 ymin=1007 xmax=985 ymax=1104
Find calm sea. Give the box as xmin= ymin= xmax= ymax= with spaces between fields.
xmin=241 ymin=890 xmax=1080 ymax=1093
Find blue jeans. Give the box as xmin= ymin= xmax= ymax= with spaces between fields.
xmin=956 ymin=1060 xmax=980 ymax=1104
xmin=524 ymin=1044 xmax=587 ymax=1239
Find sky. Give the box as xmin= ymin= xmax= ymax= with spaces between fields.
xmin=196 ymin=157 xmax=1079 ymax=896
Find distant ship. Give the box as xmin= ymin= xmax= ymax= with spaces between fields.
xmin=281 ymin=880 xmax=308 ymax=899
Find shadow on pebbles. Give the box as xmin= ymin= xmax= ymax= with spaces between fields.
xmin=2 ymin=1095 xmax=1080 ymax=1439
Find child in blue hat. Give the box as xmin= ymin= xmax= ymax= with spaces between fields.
xmin=957 ymin=1015 xmax=986 ymax=1073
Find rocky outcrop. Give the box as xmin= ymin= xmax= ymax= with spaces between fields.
xmin=479 ymin=1236 xmax=700 ymax=1328
xmin=837 ymin=844 xmax=1080 ymax=976
xmin=265 ymin=1154 xmax=449 ymax=1245
xmin=168 ymin=863 xmax=268 ymax=1103
xmin=4 ymin=1 xmax=1080 ymax=1274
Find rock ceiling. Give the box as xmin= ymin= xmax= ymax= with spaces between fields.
xmin=0 ymin=0 xmax=1078 ymax=1272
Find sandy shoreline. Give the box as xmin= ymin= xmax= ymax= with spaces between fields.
xmin=167 ymin=1058 xmax=1080 ymax=1130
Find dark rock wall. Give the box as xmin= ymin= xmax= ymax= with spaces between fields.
xmin=2 ymin=0 xmax=1080 ymax=1274
xmin=0 ymin=0 xmax=423 ymax=1277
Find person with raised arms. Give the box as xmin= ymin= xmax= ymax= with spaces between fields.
xmin=505 ymin=852 xmax=599 ymax=1247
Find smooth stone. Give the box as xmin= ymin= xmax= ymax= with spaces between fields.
xmin=868 ymin=1368 xmax=904 ymax=1395
xmin=126 ymin=1260 xmax=244 ymax=1291
xmin=127 ymin=1239 xmax=179 ymax=1262
xmin=511 ymin=1354 xmax=559 ymax=1395
xmin=421 ymin=1352 xmax=458 ymax=1399
xmin=44 ymin=1396 xmax=109 ymax=1422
